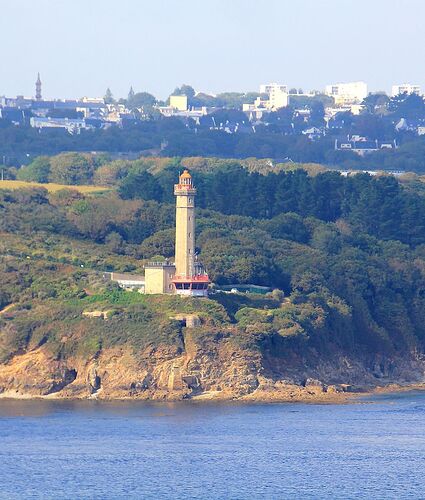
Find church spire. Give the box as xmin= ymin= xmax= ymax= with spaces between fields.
xmin=35 ymin=73 xmax=42 ymax=101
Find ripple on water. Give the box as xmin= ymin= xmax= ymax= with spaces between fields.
xmin=0 ymin=394 xmax=424 ymax=499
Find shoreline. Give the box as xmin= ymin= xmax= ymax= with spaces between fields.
xmin=1 ymin=382 xmax=424 ymax=404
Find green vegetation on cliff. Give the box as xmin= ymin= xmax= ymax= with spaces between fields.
xmin=1 ymin=155 xmax=425 ymax=377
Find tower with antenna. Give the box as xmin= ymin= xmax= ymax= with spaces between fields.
xmin=35 ymin=73 xmax=42 ymax=101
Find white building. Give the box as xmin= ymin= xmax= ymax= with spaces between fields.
xmin=325 ymin=81 xmax=368 ymax=105
xmin=391 ymin=84 xmax=421 ymax=97
xmin=245 ymin=83 xmax=289 ymax=111
xmin=268 ymin=86 xmax=289 ymax=108
xmin=30 ymin=116 xmax=92 ymax=134
xmin=259 ymin=83 xmax=288 ymax=94
xmin=80 ymin=97 xmax=105 ymax=104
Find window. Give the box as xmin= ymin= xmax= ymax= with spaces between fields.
xmin=175 ymin=283 xmax=183 ymax=290
xmin=183 ymin=283 xmax=190 ymax=290
xmin=188 ymin=232 xmax=191 ymax=238
xmin=189 ymin=197 xmax=192 ymax=203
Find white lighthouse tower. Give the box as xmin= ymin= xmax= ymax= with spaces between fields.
xmin=144 ymin=170 xmax=209 ymax=296
xmin=172 ymin=170 xmax=209 ymax=296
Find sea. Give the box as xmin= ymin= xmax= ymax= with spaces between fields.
xmin=0 ymin=392 xmax=424 ymax=499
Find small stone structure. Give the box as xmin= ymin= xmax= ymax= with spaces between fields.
xmin=171 ymin=314 xmax=201 ymax=328
xmin=82 ymin=310 xmax=111 ymax=320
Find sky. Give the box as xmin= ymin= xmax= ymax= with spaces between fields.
xmin=1 ymin=0 xmax=424 ymax=100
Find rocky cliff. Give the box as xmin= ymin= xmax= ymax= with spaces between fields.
xmin=1 ymin=325 xmax=424 ymax=402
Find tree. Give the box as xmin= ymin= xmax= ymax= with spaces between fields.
xmin=289 ymin=94 xmax=334 ymax=109
xmin=48 ymin=153 xmax=96 ymax=185
xmin=104 ymin=88 xmax=115 ymax=104
xmin=119 ymin=169 xmax=163 ymax=201
xmin=351 ymin=114 xmax=391 ymax=140
xmin=93 ymin=160 xmax=131 ymax=186
xmin=139 ymin=228 xmax=175 ymax=258
xmin=263 ymin=212 xmax=309 ymax=243
xmin=17 ymin=156 xmax=51 ymax=183
xmin=215 ymin=92 xmax=248 ymax=109
xmin=311 ymin=224 xmax=342 ymax=254
xmin=309 ymin=102 xmax=325 ymax=127
xmin=191 ymin=93 xmax=217 ymax=107
xmin=244 ymin=92 xmax=263 ymax=104
xmin=105 ymin=231 xmax=124 ymax=253
xmin=362 ymin=93 xmax=389 ymax=114
xmin=389 ymin=93 xmax=425 ymax=120
xmin=172 ymin=84 xmax=195 ymax=98
xmin=67 ymin=195 xmax=141 ymax=241
xmin=127 ymin=92 xmax=156 ymax=110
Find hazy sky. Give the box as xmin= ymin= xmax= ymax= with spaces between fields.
xmin=1 ymin=0 xmax=424 ymax=100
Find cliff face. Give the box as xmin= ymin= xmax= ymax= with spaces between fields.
xmin=1 ymin=327 xmax=424 ymax=401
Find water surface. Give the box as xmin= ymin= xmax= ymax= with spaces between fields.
xmin=1 ymin=392 xmax=424 ymax=499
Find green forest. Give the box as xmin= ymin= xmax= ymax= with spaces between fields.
xmin=1 ymin=154 xmax=425 ymax=368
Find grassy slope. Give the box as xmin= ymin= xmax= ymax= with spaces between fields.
xmin=0 ymin=232 xmax=280 ymax=362
xmin=0 ymin=232 xmax=144 ymax=273
xmin=0 ymin=180 xmax=110 ymax=194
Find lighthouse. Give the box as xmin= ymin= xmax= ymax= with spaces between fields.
xmin=143 ymin=170 xmax=209 ymax=296
xmin=172 ymin=170 xmax=209 ymax=296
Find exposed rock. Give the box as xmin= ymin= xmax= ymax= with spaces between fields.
xmin=303 ymin=378 xmax=325 ymax=389
xmin=82 ymin=310 xmax=112 ymax=320
xmin=87 ymin=366 xmax=101 ymax=394
xmin=171 ymin=314 xmax=201 ymax=328
xmin=0 ymin=329 xmax=424 ymax=401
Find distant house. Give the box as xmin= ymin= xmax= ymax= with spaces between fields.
xmin=337 ymin=169 xmax=405 ymax=177
xmin=391 ymin=84 xmax=421 ymax=97
xmin=1 ymin=96 xmax=108 ymax=122
xmin=30 ymin=116 xmax=94 ymax=134
xmin=104 ymin=272 xmax=145 ymax=292
xmin=302 ymin=127 xmax=325 ymax=140
xmin=156 ymin=104 xmax=211 ymax=119
xmin=335 ymin=136 xmax=397 ymax=155
xmin=325 ymin=105 xmax=364 ymax=124
xmin=0 ymin=107 xmax=30 ymax=125
xmin=243 ymin=107 xmax=269 ymax=121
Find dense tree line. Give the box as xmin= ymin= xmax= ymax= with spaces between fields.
xmin=13 ymin=153 xmax=425 ymax=248
xmin=120 ymin=164 xmax=425 ymax=246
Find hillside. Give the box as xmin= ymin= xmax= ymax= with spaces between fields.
xmin=1 ymin=158 xmax=425 ymax=400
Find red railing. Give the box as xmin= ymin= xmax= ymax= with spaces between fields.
xmin=172 ymin=274 xmax=209 ymax=283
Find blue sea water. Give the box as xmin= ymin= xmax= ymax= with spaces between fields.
xmin=0 ymin=392 xmax=424 ymax=499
